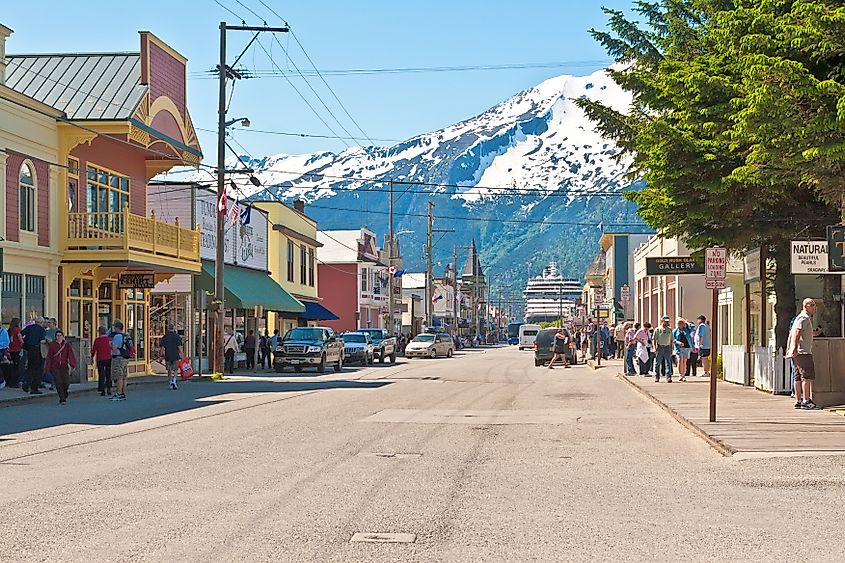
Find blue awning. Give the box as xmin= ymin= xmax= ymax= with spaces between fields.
xmin=301 ymin=301 xmax=339 ymax=321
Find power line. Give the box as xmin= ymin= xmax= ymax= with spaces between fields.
xmin=196 ymin=126 xmax=401 ymax=143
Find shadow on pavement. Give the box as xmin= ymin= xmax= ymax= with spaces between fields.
xmin=0 ymin=378 xmax=391 ymax=437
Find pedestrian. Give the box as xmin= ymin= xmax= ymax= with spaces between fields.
xmin=623 ymin=322 xmax=637 ymax=376
xmin=7 ymin=318 xmax=23 ymax=388
xmin=20 ymin=316 xmax=47 ymax=394
xmin=270 ymin=329 xmax=282 ymax=365
xmin=259 ymin=330 xmax=271 ymax=369
xmin=634 ymin=322 xmax=651 ymax=376
xmin=646 ymin=326 xmax=656 ymax=374
xmin=42 ymin=318 xmax=59 ymax=390
xmin=673 ymin=318 xmax=692 ymax=382
xmin=599 ymin=321 xmax=611 ymax=359
xmin=0 ymin=321 xmax=10 ymax=389
xmin=91 ymin=326 xmax=113 ymax=396
xmin=787 ymin=298 xmax=818 ymax=409
xmin=653 ymin=316 xmax=674 ymax=382
xmin=614 ymin=322 xmax=626 ymax=359
xmin=160 ymin=325 xmax=183 ymax=390
xmin=45 ymin=330 xmax=77 ymax=405
xmin=223 ymin=330 xmax=238 ymax=374
xmin=693 ymin=315 xmax=712 ymax=377
xmin=244 ymin=330 xmax=256 ymax=371
xmin=547 ymin=329 xmax=571 ymax=369
xmin=109 ymin=320 xmax=130 ymax=401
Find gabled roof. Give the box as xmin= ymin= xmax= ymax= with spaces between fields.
xmin=6 ymin=53 xmax=147 ymax=120
xmin=585 ymin=249 xmax=607 ymax=279
xmin=462 ymin=240 xmax=484 ymax=278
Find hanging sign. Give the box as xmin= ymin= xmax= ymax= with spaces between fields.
xmin=743 ymin=248 xmax=761 ymax=282
xmin=827 ymin=226 xmax=845 ymax=272
xmin=791 ymin=240 xmax=829 ymax=274
xmin=118 ymin=272 xmax=155 ymax=289
xmin=646 ymin=257 xmax=704 ymax=275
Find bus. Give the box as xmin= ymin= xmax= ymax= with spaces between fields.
xmin=507 ymin=322 xmax=524 ymax=345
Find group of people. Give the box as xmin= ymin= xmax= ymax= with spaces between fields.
xmin=0 ymin=316 xmax=145 ymax=405
xmin=621 ymin=315 xmax=712 ymax=383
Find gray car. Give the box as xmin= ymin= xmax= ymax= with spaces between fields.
xmin=342 ymin=332 xmax=375 ymax=365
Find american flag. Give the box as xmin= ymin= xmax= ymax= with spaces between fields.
xmin=229 ymin=199 xmax=241 ymax=226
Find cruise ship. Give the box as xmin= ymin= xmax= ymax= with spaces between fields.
xmin=523 ymin=263 xmax=582 ymax=324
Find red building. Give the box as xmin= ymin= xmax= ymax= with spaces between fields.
xmin=317 ymin=228 xmax=388 ymax=333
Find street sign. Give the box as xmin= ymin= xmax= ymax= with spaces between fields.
xmin=705 ymin=279 xmax=727 ymax=290
xmin=705 ymin=247 xmax=727 ymax=281
xmin=596 ymin=308 xmax=610 ymax=318
xmin=645 ymin=256 xmax=704 ymax=275
xmin=827 ymin=225 xmax=845 ymax=272
xmin=743 ymin=248 xmax=761 ymax=282
xmin=620 ymin=284 xmax=630 ymax=305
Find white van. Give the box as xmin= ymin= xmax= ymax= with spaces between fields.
xmin=518 ymin=324 xmax=541 ymax=350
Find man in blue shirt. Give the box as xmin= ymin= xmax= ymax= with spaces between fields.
xmin=20 ymin=317 xmax=47 ymax=394
xmin=693 ymin=315 xmax=712 ymax=377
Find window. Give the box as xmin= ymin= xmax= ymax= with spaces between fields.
xmin=1 ymin=273 xmax=23 ymax=325
xmin=287 ymin=240 xmax=295 ymax=282
xmin=300 ymin=245 xmax=307 ymax=284
xmin=25 ymin=275 xmax=45 ymax=320
xmin=361 ymin=267 xmax=368 ymax=292
xmin=308 ymin=248 xmax=315 ymax=287
xmin=86 ymin=165 xmax=129 ymax=232
xmin=19 ymin=163 xmax=36 ymax=232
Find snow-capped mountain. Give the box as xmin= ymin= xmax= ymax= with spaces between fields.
xmin=201 ymin=68 xmax=646 ymax=290
xmin=231 ymin=68 xmax=634 ymax=205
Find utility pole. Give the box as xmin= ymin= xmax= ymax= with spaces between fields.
xmin=452 ymin=244 xmax=458 ymax=334
xmin=214 ymin=22 xmax=288 ymax=375
xmin=426 ymin=202 xmax=434 ymax=328
xmin=388 ymin=179 xmax=395 ymax=335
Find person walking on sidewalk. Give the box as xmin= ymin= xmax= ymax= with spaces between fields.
xmin=244 ymin=330 xmax=257 ymax=371
xmin=787 ymin=298 xmax=818 ymax=410
xmin=45 ymin=330 xmax=77 ymax=405
xmin=109 ymin=320 xmax=130 ymax=401
xmin=614 ymin=322 xmax=626 ymax=360
xmin=653 ymin=316 xmax=674 ymax=382
xmin=20 ymin=317 xmax=47 ymax=394
xmin=223 ymin=330 xmax=238 ymax=374
xmin=624 ymin=322 xmax=637 ymax=376
xmin=91 ymin=326 xmax=113 ymax=396
xmin=693 ymin=315 xmax=712 ymax=377
xmin=7 ymin=318 xmax=23 ymax=388
xmin=160 ymin=325 xmax=183 ymax=390
xmin=634 ymin=322 xmax=652 ymax=376
xmin=673 ymin=318 xmax=692 ymax=382
xmin=258 ymin=330 xmax=271 ymax=370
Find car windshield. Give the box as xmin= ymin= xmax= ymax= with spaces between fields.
xmin=344 ymin=334 xmax=367 ymax=343
xmin=285 ymin=328 xmax=326 ymax=341
xmin=360 ymin=330 xmax=382 ymax=340
xmin=413 ymin=334 xmax=435 ymax=343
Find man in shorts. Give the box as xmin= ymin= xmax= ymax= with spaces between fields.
xmin=547 ymin=329 xmax=571 ymax=369
xmin=693 ymin=315 xmax=712 ymax=376
xmin=109 ymin=320 xmax=128 ymax=401
xmin=787 ymin=298 xmax=818 ymax=410
xmin=160 ymin=324 xmax=183 ymax=390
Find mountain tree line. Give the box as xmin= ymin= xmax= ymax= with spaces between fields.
xmin=578 ymin=0 xmax=845 ymax=347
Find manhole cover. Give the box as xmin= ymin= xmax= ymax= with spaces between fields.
xmin=350 ymin=532 xmax=416 ymax=543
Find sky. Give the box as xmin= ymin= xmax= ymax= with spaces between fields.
xmin=2 ymin=0 xmax=635 ymax=163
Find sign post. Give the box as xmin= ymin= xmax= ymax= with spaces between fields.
xmin=705 ymin=247 xmax=727 ymax=422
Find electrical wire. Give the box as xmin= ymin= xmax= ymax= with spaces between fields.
xmin=196 ymin=126 xmax=401 ymax=143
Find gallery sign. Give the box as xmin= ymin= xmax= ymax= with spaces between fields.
xmin=826 ymin=226 xmax=845 ymax=272
xmin=792 ymin=240 xmax=829 ymax=274
xmin=645 ymin=256 xmax=705 ymax=276
xmin=197 ymin=191 xmax=268 ymax=271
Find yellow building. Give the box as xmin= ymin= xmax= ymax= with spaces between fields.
xmin=254 ymin=200 xmax=338 ymax=335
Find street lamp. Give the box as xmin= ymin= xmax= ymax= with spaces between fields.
xmin=225 ymin=117 xmax=250 ymax=128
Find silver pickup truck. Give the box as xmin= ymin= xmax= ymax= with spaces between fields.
xmin=358 ymin=328 xmax=397 ymax=364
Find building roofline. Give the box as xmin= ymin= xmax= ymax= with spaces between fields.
xmin=7 ymin=51 xmax=139 ymax=58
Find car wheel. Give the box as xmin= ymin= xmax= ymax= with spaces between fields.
xmin=430 ymin=349 xmax=437 ymax=359
xmin=534 ymin=359 xmax=542 ymax=367
xmin=294 ymin=365 xmax=303 ymax=373
xmin=389 ymin=353 xmax=396 ymax=363
xmin=316 ymin=355 xmax=326 ymax=373
xmin=447 ymin=348 xmax=453 ymax=358
xmin=334 ymin=356 xmax=343 ymax=372
xmin=274 ymin=365 xmax=285 ymax=373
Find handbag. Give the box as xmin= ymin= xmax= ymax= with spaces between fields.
xmin=176 ymin=358 xmax=194 ymax=380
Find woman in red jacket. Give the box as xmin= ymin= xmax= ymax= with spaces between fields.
xmin=45 ymin=330 xmax=77 ymax=405
xmin=8 ymin=318 xmax=23 ymax=388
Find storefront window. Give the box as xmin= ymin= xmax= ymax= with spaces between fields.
xmin=1 ymin=273 xmax=23 ymax=324
xmin=25 ymin=275 xmax=45 ymax=320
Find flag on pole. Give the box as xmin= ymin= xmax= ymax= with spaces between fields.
xmin=432 ymin=292 xmax=443 ymax=304
xmin=240 ymin=203 xmax=252 ymax=226
xmin=217 ymin=182 xmax=228 ymax=215
xmin=393 ymin=269 xmax=405 ymax=278
xmin=229 ymin=198 xmax=241 ymax=226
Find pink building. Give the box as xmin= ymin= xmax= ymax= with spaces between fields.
xmin=317 ymin=228 xmax=387 ymax=332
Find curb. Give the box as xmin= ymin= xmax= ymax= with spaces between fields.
xmin=0 ymin=376 xmax=209 ymax=409
xmin=615 ymin=372 xmax=736 ymax=457
xmin=586 ymin=360 xmax=606 ymax=370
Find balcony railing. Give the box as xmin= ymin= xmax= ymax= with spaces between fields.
xmin=66 ymin=205 xmax=199 ymax=262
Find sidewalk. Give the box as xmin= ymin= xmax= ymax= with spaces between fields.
xmin=0 ymin=375 xmax=176 ymax=408
xmin=618 ymin=370 xmax=845 ymax=458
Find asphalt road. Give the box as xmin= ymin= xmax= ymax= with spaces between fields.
xmin=1 ymin=346 xmax=844 ymax=562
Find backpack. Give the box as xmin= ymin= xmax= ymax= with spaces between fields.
xmin=119 ymin=334 xmax=136 ymax=359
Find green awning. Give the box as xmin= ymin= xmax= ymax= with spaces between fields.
xmin=198 ymin=262 xmax=304 ymax=313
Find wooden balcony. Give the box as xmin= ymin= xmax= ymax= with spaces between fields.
xmin=65 ymin=205 xmax=201 ymax=272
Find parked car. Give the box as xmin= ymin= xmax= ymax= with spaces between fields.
xmin=342 ymin=332 xmax=375 ymax=365
xmin=533 ymin=327 xmax=577 ymax=367
xmin=405 ymin=333 xmax=454 ymax=359
xmin=274 ymin=327 xmax=344 ymax=373
xmin=357 ymin=328 xmax=397 ymax=363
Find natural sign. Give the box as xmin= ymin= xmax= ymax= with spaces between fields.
xmin=645 ymin=257 xmax=705 ymax=276
xmin=791 ymin=240 xmax=829 ymax=274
